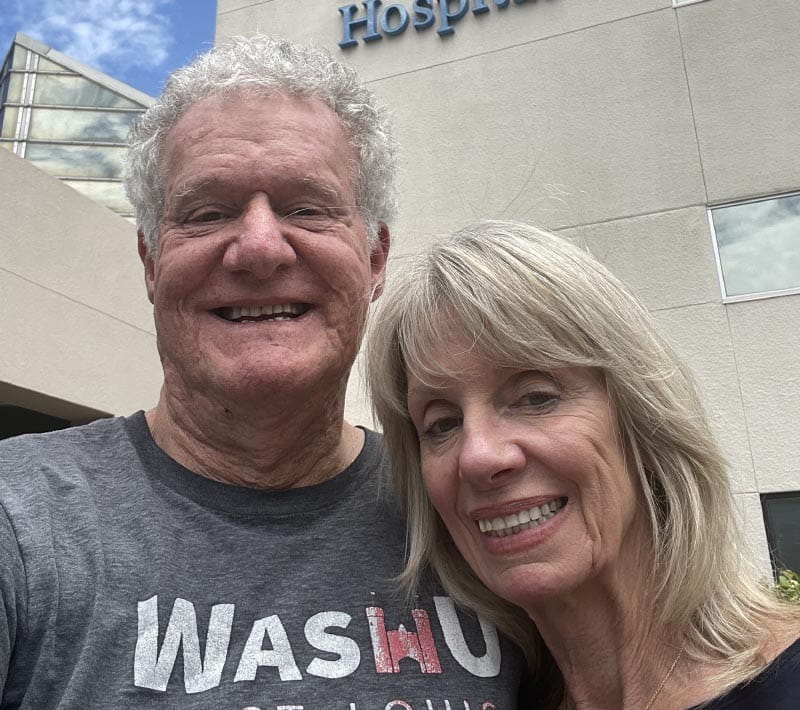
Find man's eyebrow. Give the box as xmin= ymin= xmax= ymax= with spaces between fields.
xmin=169 ymin=176 xmax=348 ymax=205
xmin=295 ymin=177 xmax=347 ymax=203
xmin=169 ymin=177 xmax=222 ymax=206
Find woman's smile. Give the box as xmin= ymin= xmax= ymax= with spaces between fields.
xmin=475 ymin=496 xmax=567 ymax=537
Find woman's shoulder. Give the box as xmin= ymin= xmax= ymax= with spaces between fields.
xmin=690 ymin=632 xmax=800 ymax=710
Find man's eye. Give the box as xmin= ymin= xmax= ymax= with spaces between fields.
xmin=287 ymin=207 xmax=325 ymax=218
xmin=186 ymin=209 xmax=227 ymax=224
xmin=281 ymin=206 xmax=347 ymax=230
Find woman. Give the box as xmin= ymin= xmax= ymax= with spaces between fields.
xmin=367 ymin=221 xmax=800 ymax=709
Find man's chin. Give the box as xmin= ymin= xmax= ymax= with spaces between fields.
xmin=173 ymin=366 xmax=346 ymax=406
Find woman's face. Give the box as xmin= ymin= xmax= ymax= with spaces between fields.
xmin=406 ymin=341 xmax=643 ymax=609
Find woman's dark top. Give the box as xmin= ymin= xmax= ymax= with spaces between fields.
xmin=688 ymin=636 xmax=800 ymax=709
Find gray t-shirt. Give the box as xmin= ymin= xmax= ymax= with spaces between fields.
xmin=0 ymin=413 xmax=530 ymax=709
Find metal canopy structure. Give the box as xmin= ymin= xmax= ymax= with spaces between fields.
xmin=0 ymin=33 xmax=154 ymax=219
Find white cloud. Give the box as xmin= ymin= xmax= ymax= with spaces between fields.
xmin=715 ymin=195 xmax=800 ymax=296
xmin=5 ymin=0 xmax=175 ymax=73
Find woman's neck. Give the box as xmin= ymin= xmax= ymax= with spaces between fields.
xmin=521 ymin=525 xmax=697 ymax=710
xmin=530 ymin=578 xmax=685 ymax=709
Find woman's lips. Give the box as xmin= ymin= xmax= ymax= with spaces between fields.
xmin=476 ymin=497 xmax=567 ymax=538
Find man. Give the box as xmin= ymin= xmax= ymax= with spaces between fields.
xmin=0 ymin=36 xmax=530 ymax=708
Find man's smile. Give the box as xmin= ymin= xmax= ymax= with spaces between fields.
xmin=213 ymin=303 xmax=310 ymax=322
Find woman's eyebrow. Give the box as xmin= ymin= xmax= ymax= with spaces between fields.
xmin=507 ymin=369 xmax=557 ymax=386
xmin=407 ymin=381 xmax=433 ymax=400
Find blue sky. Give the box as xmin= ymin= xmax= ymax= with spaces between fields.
xmin=1 ymin=0 xmax=218 ymax=97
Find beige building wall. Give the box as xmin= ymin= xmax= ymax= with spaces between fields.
xmin=0 ymin=149 xmax=162 ymax=421
xmin=216 ymin=0 xmax=800 ymax=573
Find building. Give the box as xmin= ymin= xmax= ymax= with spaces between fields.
xmin=216 ymin=0 xmax=800 ymax=575
xmin=0 ymin=33 xmax=152 ymax=219
xmin=0 ymin=35 xmax=162 ymax=438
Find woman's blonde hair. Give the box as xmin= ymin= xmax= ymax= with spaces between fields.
xmin=367 ymin=220 xmax=796 ymax=694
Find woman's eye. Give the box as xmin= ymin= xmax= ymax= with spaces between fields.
xmin=423 ymin=416 xmax=462 ymax=438
xmin=520 ymin=392 xmax=558 ymax=409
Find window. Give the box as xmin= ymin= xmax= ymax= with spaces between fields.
xmin=62 ymin=179 xmax=132 ymax=214
xmin=708 ymin=192 xmax=800 ymax=302
xmin=762 ymin=493 xmax=800 ymax=578
xmin=34 ymin=75 xmax=140 ymax=109
xmin=27 ymin=107 xmax=138 ymax=142
xmin=0 ymin=36 xmax=148 ymax=218
xmin=25 ymin=144 xmax=127 ymax=179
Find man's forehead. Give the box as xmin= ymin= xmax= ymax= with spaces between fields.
xmin=166 ymin=90 xmax=342 ymax=143
xmin=160 ymin=91 xmax=357 ymax=203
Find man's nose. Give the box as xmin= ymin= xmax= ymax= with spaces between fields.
xmin=222 ymin=194 xmax=296 ymax=278
xmin=456 ymin=419 xmax=526 ymax=489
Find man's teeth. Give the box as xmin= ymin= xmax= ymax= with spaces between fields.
xmin=222 ymin=304 xmax=305 ymax=321
xmin=478 ymin=498 xmax=566 ymax=537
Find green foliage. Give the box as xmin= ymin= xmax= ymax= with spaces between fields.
xmin=775 ymin=569 xmax=800 ymax=603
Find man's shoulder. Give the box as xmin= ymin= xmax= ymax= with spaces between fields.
xmin=1 ymin=414 xmax=131 ymax=459
xmin=356 ymin=427 xmax=389 ymax=472
xmin=347 ymin=427 xmax=396 ymax=502
xmin=0 ymin=414 xmax=138 ymax=499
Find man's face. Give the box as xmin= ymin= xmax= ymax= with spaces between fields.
xmin=140 ymin=92 xmax=389 ymax=406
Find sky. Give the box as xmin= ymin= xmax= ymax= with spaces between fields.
xmin=0 ymin=0 xmax=218 ymax=97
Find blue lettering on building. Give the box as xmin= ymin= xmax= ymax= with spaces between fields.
xmin=339 ymin=0 xmax=536 ymax=48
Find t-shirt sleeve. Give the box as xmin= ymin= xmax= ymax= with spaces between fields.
xmin=0 ymin=503 xmax=25 ymax=699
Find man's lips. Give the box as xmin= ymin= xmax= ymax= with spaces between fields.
xmin=212 ymin=303 xmax=310 ymax=322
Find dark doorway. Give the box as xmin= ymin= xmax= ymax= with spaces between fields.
xmin=0 ymin=404 xmax=71 ymax=440
xmin=762 ymin=492 xmax=800 ymax=578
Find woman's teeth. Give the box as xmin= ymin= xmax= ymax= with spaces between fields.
xmin=477 ymin=497 xmax=566 ymax=537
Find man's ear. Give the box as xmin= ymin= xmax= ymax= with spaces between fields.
xmin=137 ymin=229 xmax=156 ymax=304
xmin=369 ymin=222 xmax=391 ymax=301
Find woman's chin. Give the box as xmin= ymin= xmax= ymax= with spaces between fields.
xmin=466 ymin=510 xmax=596 ymax=610
xmin=482 ymin=559 xmax=591 ymax=611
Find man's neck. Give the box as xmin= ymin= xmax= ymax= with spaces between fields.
xmin=144 ymin=383 xmax=364 ymax=489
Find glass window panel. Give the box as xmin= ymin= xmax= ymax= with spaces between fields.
xmin=762 ymin=493 xmax=800 ymax=577
xmin=12 ymin=46 xmax=29 ymax=69
xmin=62 ymin=179 xmax=132 ymax=213
xmin=1 ymin=106 xmax=20 ymax=138
xmin=27 ymin=107 xmax=137 ymax=142
xmin=6 ymin=72 xmax=23 ymax=103
xmin=37 ymin=56 xmax=70 ymax=72
xmin=711 ymin=193 xmax=800 ymax=297
xmin=33 ymin=74 xmax=140 ymax=109
xmin=25 ymin=143 xmax=127 ymax=178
